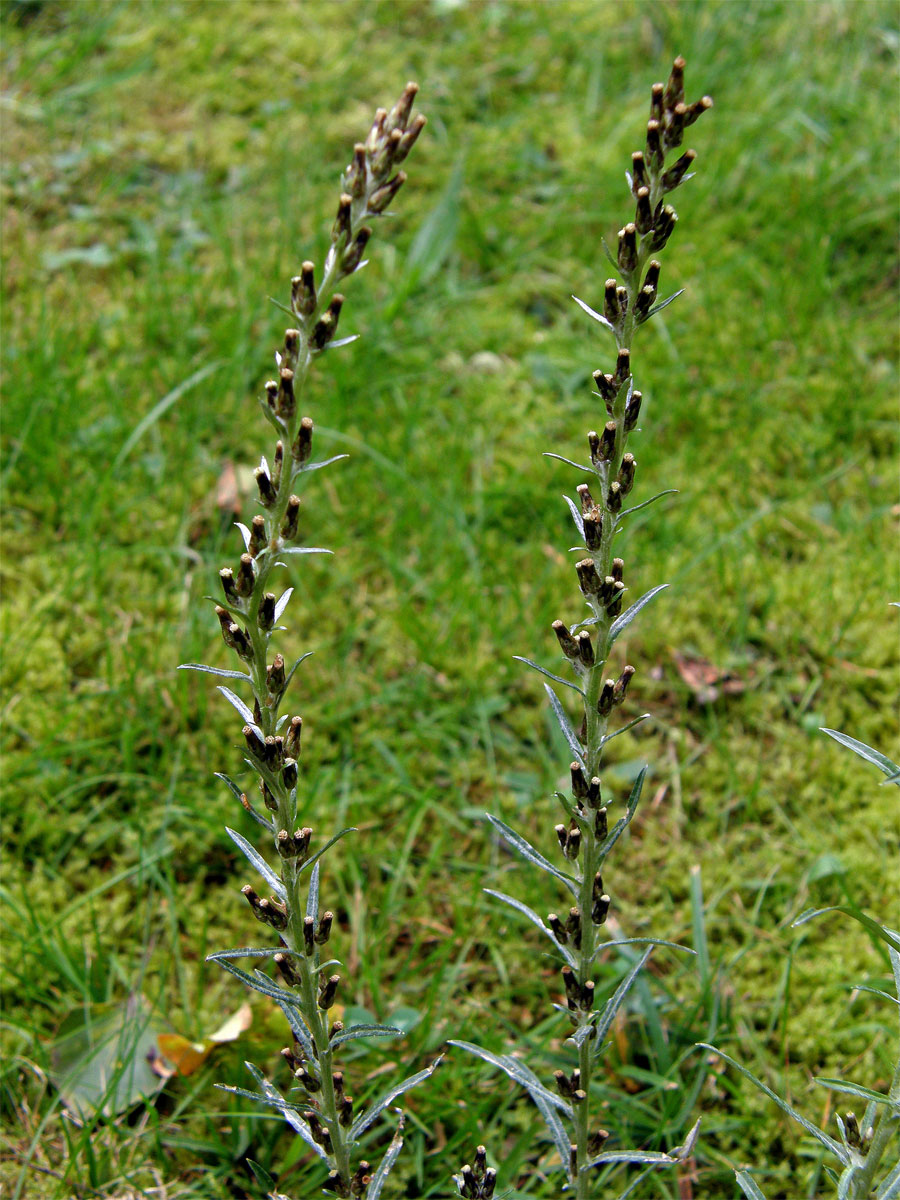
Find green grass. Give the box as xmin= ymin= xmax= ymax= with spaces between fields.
xmin=2 ymin=0 xmax=898 ymax=1197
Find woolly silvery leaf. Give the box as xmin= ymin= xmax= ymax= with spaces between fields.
xmin=294 ymin=453 xmax=350 ymax=476
xmin=600 ymin=712 xmax=650 ymax=748
xmin=618 ymin=489 xmax=679 ymax=519
xmin=793 ymin=908 xmax=900 ymax=955
xmin=699 ymin=1044 xmax=849 ymax=1164
xmin=273 ymin=588 xmax=293 ymax=623
xmin=283 ymin=651 xmax=315 ymax=691
xmin=875 ymin=1160 xmax=900 ymax=1200
xmin=366 ymin=1118 xmax=404 ymax=1200
xmin=305 ymin=860 xmax=320 ymax=924
xmin=594 ymin=765 xmax=646 ymax=865
xmin=330 ymin=1024 xmax=403 ymax=1047
xmin=325 ymin=334 xmax=360 ymax=350
xmin=544 ymin=451 xmax=593 ymax=473
xmin=275 ymin=997 xmax=315 ymax=1059
xmin=216 ymin=1081 xmax=303 ymax=1116
xmin=583 ymin=1149 xmax=676 ymax=1171
xmin=608 ymin=584 xmax=669 ymax=648
xmin=852 ymin=984 xmax=900 ymax=1008
xmin=564 ymin=494 xmax=585 ymax=537
xmin=178 ymin=663 xmax=251 ymax=681
xmin=447 ymin=1042 xmax=571 ymax=1117
xmin=215 ymin=773 xmax=245 ymax=802
xmin=484 ymin=889 xmax=578 ymax=968
xmin=571 ymin=294 xmax=616 ymax=334
xmin=815 ymin=1078 xmax=895 ymax=1106
xmin=299 ymin=827 xmax=357 ymax=875
xmin=350 ymin=1057 xmax=442 ymax=1138
xmin=820 ymin=728 xmax=900 ymax=784
xmin=526 ymin=1075 xmax=572 ymax=1170
xmin=513 ymin=656 xmax=584 ymax=696
xmin=588 ymin=935 xmax=696 ymax=965
xmin=544 ymin=683 xmax=585 ymax=767
xmin=735 ymin=1171 xmax=769 ymax=1200
xmin=235 ymin=522 xmax=252 ymax=551
xmin=225 ymin=827 xmax=286 ymax=899
xmin=645 ymin=289 xmax=684 ymax=319
xmin=591 ymin=947 xmax=653 ymax=1052
xmin=205 ymin=946 xmax=284 ymax=959
xmin=218 ymin=687 xmax=257 ymax=726
xmin=277 ymin=546 xmax=334 ymax=557
xmin=485 ymin=815 xmax=578 ymax=896
xmin=243 ymin=1064 xmax=329 ymax=1159
xmin=208 ymin=957 xmax=300 ymax=1008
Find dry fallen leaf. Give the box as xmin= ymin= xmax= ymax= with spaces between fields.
xmin=155 ymin=1003 xmax=252 ymax=1077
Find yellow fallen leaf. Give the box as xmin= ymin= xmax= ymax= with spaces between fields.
xmin=157 ymin=1004 xmax=253 ymax=1076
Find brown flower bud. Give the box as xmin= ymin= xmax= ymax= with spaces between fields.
xmin=291 ymin=261 xmax=316 ymax=318
xmin=333 ymin=193 xmax=352 ymax=242
xmin=624 ymin=390 xmax=642 ymax=432
xmin=219 ymin=568 xmax=238 ymax=604
xmin=552 ymin=619 xmax=580 ymax=661
xmin=664 ymin=101 xmax=687 ymax=150
xmin=315 ymin=910 xmax=334 ymax=945
xmin=285 ymin=715 xmax=303 ymax=758
xmin=663 ymin=56 xmax=686 ymax=116
xmin=597 ymin=678 xmax=615 ymax=717
xmin=635 ymin=186 xmax=653 ymax=235
xmin=576 ymin=557 xmax=602 ymax=596
xmin=631 ymin=150 xmax=647 ymax=194
xmin=258 ymin=591 xmax=276 ymax=632
xmin=613 ymin=664 xmax=636 ymax=704
xmin=617 ymin=223 xmax=638 ymax=273
xmin=684 ymin=95 xmax=714 ymax=127
xmin=603 ymin=278 xmax=619 ymax=325
xmin=281 ymin=494 xmax=301 ymax=541
xmin=661 ymin=148 xmax=696 ymax=192
xmin=646 ymin=119 xmax=663 ymax=169
xmin=293 ymin=416 xmax=313 ymax=464
xmin=606 ymin=481 xmax=622 ymax=515
xmin=576 ymin=630 xmax=594 ymax=668
xmin=618 ymin=454 xmax=636 ymax=495
xmin=649 ymin=205 xmax=677 ymax=252
xmin=649 ymin=82 xmax=664 ymax=124
xmin=583 ymin=511 xmax=602 ymax=550
xmin=368 ymin=171 xmax=406 ymax=214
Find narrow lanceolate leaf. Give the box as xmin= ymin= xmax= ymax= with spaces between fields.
xmin=645 ymin=288 xmax=684 ymax=318
xmin=583 ymin=1149 xmax=676 ymax=1171
xmin=218 ymin=687 xmax=257 ymax=726
xmin=592 ymin=948 xmax=653 ymax=1050
xmin=735 ymin=1171 xmax=769 ymax=1200
xmin=277 ymin=546 xmax=333 ymax=557
xmin=527 ymin=1076 xmax=573 ymax=1169
xmin=299 ymin=827 xmax=358 ymax=875
xmin=699 ymin=1045 xmax=849 ymax=1164
xmin=544 ymin=451 xmax=593 ymax=472
xmin=330 ymin=1024 xmax=403 ymax=1048
xmin=814 ymin=1078 xmax=895 ymax=1106
xmin=484 ymin=889 xmax=578 ymax=967
xmin=600 ymin=712 xmax=650 ymax=747
xmin=205 ymin=946 xmax=284 ymax=960
xmin=564 ymin=494 xmax=585 ymax=538
xmin=447 ymin=1042 xmax=572 ymax=1116
xmin=273 ymin=588 xmax=293 ymax=623
xmin=572 ymin=293 xmax=616 ymax=334
xmin=178 ymin=663 xmax=252 ymax=681
xmin=607 ymin=585 xmax=669 ymax=649
xmin=485 ymin=815 xmax=579 ymax=896
xmin=820 ymin=728 xmax=900 ymax=783
xmin=366 ymin=1118 xmax=405 ymax=1200
xmin=597 ymin=766 xmax=646 ymax=862
xmin=296 ymin=453 xmax=351 ymax=475
xmin=235 ymin=521 xmax=252 ymax=550
xmin=284 ymin=651 xmax=315 ymax=690
xmin=225 ymin=827 xmax=286 ymax=899
xmin=275 ymin=998 xmax=315 ymax=1059
xmin=544 ymin=683 xmax=585 ymax=767
xmin=350 ymin=1057 xmax=442 ymax=1139
xmin=305 ymin=861 xmax=320 ymax=924
xmin=513 ymin=656 xmax=584 ymax=696
xmin=209 ymin=958 xmax=300 ymax=1009
xmin=875 ymin=1160 xmax=900 ymax=1200
xmin=618 ymin=489 xmax=679 ymax=519
xmin=588 ymin=935 xmax=695 ymax=964
xmin=216 ymin=1081 xmax=304 ymax=1116
xmin=793 ymin=908 xmax=900 ymax=954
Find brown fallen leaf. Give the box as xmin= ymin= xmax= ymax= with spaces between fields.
xmin=672 ymin=652 xmax=748 ymax=704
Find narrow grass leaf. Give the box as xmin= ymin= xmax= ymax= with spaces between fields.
xmin=225 ymin=827 xmax=285 ymax=898
xmin=814 ymin=1078 xmax=895 ymax=1106
xmin=366 ymin=1119 xmax=405 ymax=1200
xmin=699 ymin=1045 xmax=849 ymax=1163
xmin=608 ymin=1167 xmax=660 ymax=1200
xmin=246 ymin=1161 xmax=275 ymax=1188
xmin=821 ymin=728 xmax=900 ymax=783
xmin=735 ymin=1171 xmax=769 ymax=1200
xmin=112 ymin=359 xmax=224 ymax=470
xmin=178 ymin=663 xmax=251 ymax=681
xmin=690 ymin=865 xmax=710 ymax=987
xmin=218 ymin=687 xmax=257 ymax=725
xmin=544 ymin=683 xmax=585 ymax=767
xmin=484 ymin=889 xmax=578 ymax=967
xmin=350 ymin=1057 xmax=441 ymax=1139
xmin=793 ymin=908 xmax=900 ymax=954
xmin=485 ymin=815 xmax=578 ymax=895
xmin=608 ymin=585 xmax=669 ymax=648
xmin=513 ymin=656 xmax=584 ymax=696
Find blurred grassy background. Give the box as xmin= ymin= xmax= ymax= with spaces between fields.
xmin=1 ymin=0 xmax=897 ymax=1197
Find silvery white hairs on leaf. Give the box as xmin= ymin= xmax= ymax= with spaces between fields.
xmin=451 ymin=57 xmax=712 ymax=1199
xmin=179 ymin=85 xmax=438 ymax=1200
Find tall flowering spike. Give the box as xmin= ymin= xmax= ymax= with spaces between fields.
xmin=179 ymin=85 xmax=431 ymax=1196
xmin=453 ymin=57 xmax=711 ymax=1197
